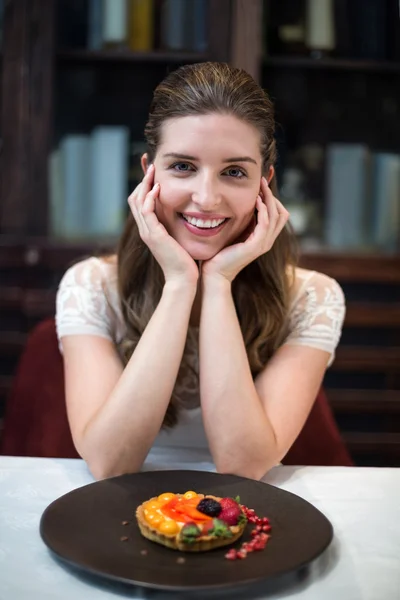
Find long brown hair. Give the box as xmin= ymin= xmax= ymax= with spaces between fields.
xmin=117 ymin=62 xmax=298 ymax=427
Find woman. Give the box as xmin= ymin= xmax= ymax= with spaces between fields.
xmin=56 ymin=62 xmax=345 ymax=480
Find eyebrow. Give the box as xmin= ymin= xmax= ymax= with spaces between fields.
xmin=162 ymin=152 xmax=258 ymax=165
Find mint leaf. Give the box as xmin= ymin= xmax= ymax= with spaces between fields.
xmin=210 ymin=519 xmax=233 ymax=538
xmin=180 ymin=523 xmax=201 ymax=541
xmin=237 ymin=511 xmax=247 ymax=526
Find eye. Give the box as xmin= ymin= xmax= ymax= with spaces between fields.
xmin=170 ymin=162 xmax=195 ymax=173
xmin=224 ymin=167 xmax=246 ymax=178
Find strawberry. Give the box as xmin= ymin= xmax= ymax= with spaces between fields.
xmin=219 ymin=504 xmax=242 ymax=526
xmin=219 ymin=497 xmax=240 ymax=510
xmin=201 ymin=520 xmax=215 ymax=535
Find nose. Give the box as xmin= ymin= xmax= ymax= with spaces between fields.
xmin=191 ymin=174 xmax=222 ymax=211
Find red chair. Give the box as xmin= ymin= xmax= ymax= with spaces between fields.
xmin=0 ymin=318 xmax=353 ymax=466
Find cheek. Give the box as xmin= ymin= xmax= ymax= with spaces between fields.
xmin=237 ymin=190 xmax=258 ymax=219
xmin=157 ymin=178 xmax=187 ymax=211
xmin=155 ymin=188 xmax=176 ymax=219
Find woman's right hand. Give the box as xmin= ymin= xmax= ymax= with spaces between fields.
xmin=128 ymin=164 xmax=199 ymax=288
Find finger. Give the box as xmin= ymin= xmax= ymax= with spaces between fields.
xmin=137 ymin=164 xmax=155 ymax=209
xmin=247 ymin=195 xmax=267 ymax=244
xmin=127 ymin=182 xmax=141 ymax=211
xmin=255 ymin=192 xmax=270 ymax=230
xmin=274 ymin=198 xmax=290 ymax=234
xmin=141 ymin=182 xmax=161 ymax=232
xmin=259 ymin=176 xmax=270 ymax=203
xmin=128 ymin=184 xmax=147 ymax=237
xmin=136 ymin=166 xmax=156 ymax=235
xmin=142 ymin=182 xmax=159 ymax=215
xmin=262 ymin=178 xmax=279 ymax=227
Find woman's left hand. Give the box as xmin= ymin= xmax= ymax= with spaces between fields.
xmin=202 ymin=177 xmax=290 ymax=283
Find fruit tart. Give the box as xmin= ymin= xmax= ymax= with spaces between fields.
xmin=136 ymin=490 xmax=247 ymax=552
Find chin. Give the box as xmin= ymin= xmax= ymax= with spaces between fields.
xmin=185 ymin=244 xmax=222 ymax=262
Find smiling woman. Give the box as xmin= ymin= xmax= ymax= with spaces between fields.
xmin=55 ymin=62 xmax=346 ymax=481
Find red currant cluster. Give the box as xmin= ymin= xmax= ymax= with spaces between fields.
xmin=224 ymin=505 xmax=271 ymax=561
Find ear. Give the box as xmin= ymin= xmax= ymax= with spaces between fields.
xmin=141 ymin=153 xmax=150 ymax=175
xmin=267 ymin=165 xmax=275 ymax=184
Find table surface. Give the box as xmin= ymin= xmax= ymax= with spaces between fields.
xmin=0 ymin=449 xmax=399 ymax=600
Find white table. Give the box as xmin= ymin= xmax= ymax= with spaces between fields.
xmin=0 ymin=450 xmax=399 ymax=600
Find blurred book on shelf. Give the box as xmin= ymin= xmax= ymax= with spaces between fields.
xmin=57 ymin=134 xmax=91 ymax=239
xmin=371 ymin=153 xmax=400 ymax=252
xmin=305 ymin=0 xmax=335 ymax=59
xmin=161 ymin=0 xmax=187 ymax=51
xmin=160 ymin=0 xmax=207 ymax=52
xmin=128 ymin=0 xmax=154 ymax=51
xmin=102 ymin=0 xmax=128 ymax=48
xmin=263 ymin=0 xmax=400 ymax=62
xmin=87 ymin=0 xmax=102 ymax=50
xmin=325 ymin=144 xmax=370 ymax=250
xmin=49 ymin=127 xmax=130 ymax=240
xmin=190 ymin=0 xmax=208 ymax=53
xmin=56 ymin=0 xmax=208 ymax=53
xmin=89 ymin=126 xmax=130 ymax=236
xmin=324 ymin=144 xmax=400 ymax=252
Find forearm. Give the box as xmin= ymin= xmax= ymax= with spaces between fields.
xmin=82 ymin=282 xmax=196 ymax=478
xmin=199 ymin=277 xmax=277 ymax=479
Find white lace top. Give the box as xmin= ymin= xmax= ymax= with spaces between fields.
xmin=55 ymin=256 xmax=345 ymax=451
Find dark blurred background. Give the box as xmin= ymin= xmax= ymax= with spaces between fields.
xmin=0 ymin=0 xmax=399 ymax=466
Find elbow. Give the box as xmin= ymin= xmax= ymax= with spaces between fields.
xmin=214 ymin=445 xmax=281 ymax=481
xmin=88 ymin=458 xmax=141 ymax=481
xmin=79 ymin=446 xmax=143 ymax=481
xmin=75 ymin=430 xmax=143 ymax=481
xmin=215 ymin=458 xmax=274 ymax=481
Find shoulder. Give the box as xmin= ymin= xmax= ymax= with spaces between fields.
xmin=284 ymin=267 xmax=346 ymax=366
xmin=56 ymin=255 xmax=122 ymax=348
xmin=58 ymin=255 xmax=118 ymax=291
xmin=289 ymin=267 xmax=345 ymax=309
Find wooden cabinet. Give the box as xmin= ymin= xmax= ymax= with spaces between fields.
xmin=1 ymin=0 xmax=400 ymax=465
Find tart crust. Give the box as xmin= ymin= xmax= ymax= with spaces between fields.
xmin=136 ymin=495 xmax=246 ymax=552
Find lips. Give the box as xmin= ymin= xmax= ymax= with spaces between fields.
xmin=179 ymin=213 xmax=229 ymax=237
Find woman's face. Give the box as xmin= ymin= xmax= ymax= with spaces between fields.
xmin=145 ymin=113 xmax=266 ymax=261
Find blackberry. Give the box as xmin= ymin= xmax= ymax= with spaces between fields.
xmin=196 ymin=497 xmax=222 ymax=517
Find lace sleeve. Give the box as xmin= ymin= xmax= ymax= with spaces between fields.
xmin=283 ymin=271 xmax=346 ymax=367
xmin=55 ymin=257 xmax=116 ymax=350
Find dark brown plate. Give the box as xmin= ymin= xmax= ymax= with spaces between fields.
xmin=40 ymin=470 xmax=333 ymax=592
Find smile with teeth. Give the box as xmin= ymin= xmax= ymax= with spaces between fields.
xmin=181 ymin=214 xmax=228 ymax=229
